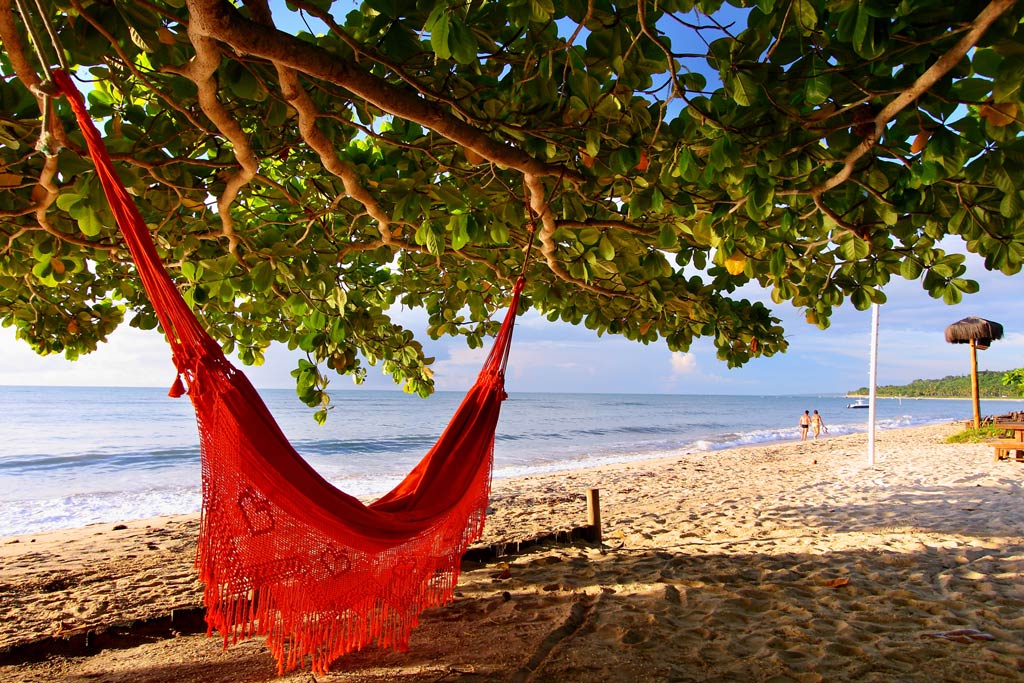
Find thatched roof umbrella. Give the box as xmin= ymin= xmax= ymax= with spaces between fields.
xmin=945 ymin=317 xmax=1004 ymax=428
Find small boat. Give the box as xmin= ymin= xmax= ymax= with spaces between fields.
xmin=847 ymin=399 xmax=869 ymax=409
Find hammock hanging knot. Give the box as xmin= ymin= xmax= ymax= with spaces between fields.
xmin=30 ymin=79 xmax=60 ymax=97
xmin=35 ymin=130 xmax=59 ymax=157
xmin=28 ymin=81 xmax=61 ymax=156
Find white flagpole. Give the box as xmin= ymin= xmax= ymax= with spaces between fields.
xmin=868 ymin=303 xmax=880 ymax=466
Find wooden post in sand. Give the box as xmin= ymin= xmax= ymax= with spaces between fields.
xmin=586 ymin=488 xmax=602 ymax=543
xmin=970 ymin=339 xmax=981 ymax=429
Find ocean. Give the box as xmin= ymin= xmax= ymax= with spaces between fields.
xmin=1 ymin=385 xmax=1020 ymax=537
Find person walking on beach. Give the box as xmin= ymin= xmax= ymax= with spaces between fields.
xmin=800 ymin=410 xmax=811 ymax=441
xmin=811 ymin=410 xmax=827 ymax=439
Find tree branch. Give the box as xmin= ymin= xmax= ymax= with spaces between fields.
xmin=164 ymin=23 xmax=260 ymax=259
xmin=810 ymin=0 xmax=1016 ymax=197
xmin=184 ymin=0 xmax=584 ymax=185
xmin=268 ymin=53 xmax=397 ymax=243
xmin=525 ymin=174 xmax=637 ymax=300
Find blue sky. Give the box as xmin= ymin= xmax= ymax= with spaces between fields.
xmin=2 ymin=242 xmax=1022 ymax=396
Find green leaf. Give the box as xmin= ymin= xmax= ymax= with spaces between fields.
xmin=951 ymin=77 xmax=994 ymax=102
xmin=56 ymin=193 xmax=84 ymax=212
xmin=31 ymin=260 xmax=52 ymax=279
xmin=835 ymin=2 xmax=857 ymax=42
xmin=181 ymin=261 xmax=203 ymax=283
xmin=852 ymin=4 xmax=870 ymax=51
xmin=675 ymin=147 xmax=698 ymax=181
xmin=727 ymin=71 xmax=759 ymax=106
xmin=805 ymin=72 xmax=831 ymax=105
xmin=658 ymin=224 xmax=677 ymax=249
xmin=837 ymin=235 xmax=870 ymax=260
xmin=530 ymin=0 xmax=555 ymax=22
xmin=330 ymin=287 xmax=348 ymax=311
xmin=708 ymin=136 xmax=736 ymax=172
xmin=251 ymin=260 xmax=275 ymax=292
xmin=899 ymin=258 xmax=923 ymax=280
xmin=994 ymin=56 xmax=1024 ymax=103
xmin=609 ymin=148 xmax=639 ymax=174
xmin=77 ymin=208 xmax=103 ymax=237
xmin=972 ymin=48 xmax=1002 ymax=77
xmin=129 ymin=26 xmax=154 ymax=53
xmin=650 ymin=187 xmax=665 ymax=213
xmin=852 ymin=7 xmax=884 ymax=60
xmin=448 ymin=16 xmax=477 ymax=64
xmin=794 ymin=0 xmax=817 ymax=33
xmin=772 ymin=280 xmax=793 ymax=303
xmin=569 ymin=72 xmax=601 ymax=105
xmin=425 ymin=6 xmax=451 ymax=60
xmin=0 ymin=124 xmax=20 ymax=151
xmin=951 ymin=278 xmax=979 ymax=295
xmin=999 ymin=190 xmax=1023 ymax=219
xmin=225 ymin=65 xmax=265 ymax=102
xmin=433 ymin=185 xmax=468 ymax=211
xmin=850 ymin=287 xmax=871 ymax=310
xmin=942 ymin=284 xmax=962 ymax=305
xmin=415 ymin=220 xmax=432 ymax=247
xmin=769 ymin=247 xmax=786 ymax=279
xmin=682 ymin=72 xmax=707 ymax=91
xmin=449 ymin=214 xmax=470 ymax=250
xmin=641 ymin=251 xmax=667 ymax=279
xmin=947 ymin=208 xmax=968 ymax=234
xmin=424 ymin=225 xmax=443 ymax=256
xmin=993 ymin=168 xmax=1016 ymax=195
xmin=745 ymin=183 xmax=774 ymax=221
xmin=365 ymin=0 xmax=403 ymax=17
xmin=280 ymin=294 xmax=305 ymax=317
xmin=490 ymin=223 xmax=510 ymax=244
xmin=578 ymin=227 xmax=601 ymax=245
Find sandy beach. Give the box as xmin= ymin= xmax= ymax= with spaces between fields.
xmin=3 ymin=421 xmax=1024 ymax=682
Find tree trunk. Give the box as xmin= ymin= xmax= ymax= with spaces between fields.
xmin=971 ymin=339 xmax=980 ymax=429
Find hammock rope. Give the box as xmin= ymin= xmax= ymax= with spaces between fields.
xmin=50 ymin=68 xmax=526 ymax=675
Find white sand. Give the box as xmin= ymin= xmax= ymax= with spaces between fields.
xmin=2 ymin=422 xmax=1023 ymax=682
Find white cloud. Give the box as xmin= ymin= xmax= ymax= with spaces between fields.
xmin=431 ymin=345 xmax=489 ymax=389
xmin=0 ymin=325 xmax=175 ymax=388
xmin=669 ymin=352 xmax=697 ymax=377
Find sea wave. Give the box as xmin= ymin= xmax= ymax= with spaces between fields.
xmin=0 ymin=446 xmax=199 ymax=472
xmin=2 ymin=387 xmax=1020 ymax=536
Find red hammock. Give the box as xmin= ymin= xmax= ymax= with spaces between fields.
xmin=52 ymin=69 xmax=522 ymax=674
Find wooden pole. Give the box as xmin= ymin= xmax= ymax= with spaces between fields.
xmin=586 ymin=488 xmax=602 ymax=544
xmin=971 ymin=339 xmax=981 ymax=429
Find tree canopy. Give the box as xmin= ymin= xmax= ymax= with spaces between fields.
xmin=0 ymin=0 xmax=1022 ymax=416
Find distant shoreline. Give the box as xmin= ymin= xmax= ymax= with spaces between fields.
xmin=844 ymin=394 xmax=1022 ymax=401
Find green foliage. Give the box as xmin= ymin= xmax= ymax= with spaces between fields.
xmin=1 ymin=0 xmax=1023 ymax=413
xmin=1002 ymin=368 xmax=1024 ymax=397
xmin=850 ymin=371 xmax=1021 ymax=399
xmin=945 ymin=425 xmax=1010 ymax=444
